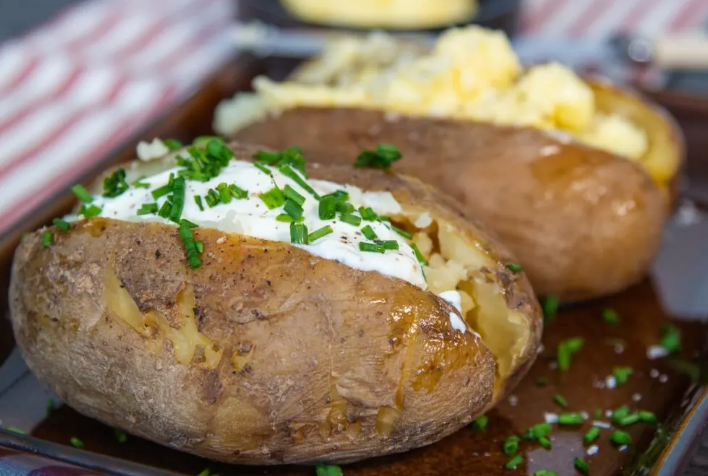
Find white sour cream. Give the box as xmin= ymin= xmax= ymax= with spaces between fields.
xmin=90 ymin=159 xmax=427 ymax=288
xmin=438 ymin=290 xmax=467 ymax=332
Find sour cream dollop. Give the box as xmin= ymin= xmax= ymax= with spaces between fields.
xmin=89 ymin=159 xmax=428 ymax=288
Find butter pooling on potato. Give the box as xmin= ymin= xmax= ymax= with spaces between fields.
xmin=10 ymin=139 xmax=541 ymax=464
xmin=215 ymin=26 xmax=650 ymax=171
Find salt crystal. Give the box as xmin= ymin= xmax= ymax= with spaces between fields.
xmin=632 ymin=393 xmax=642 ymax=402
xmin=619 ymin=445 xmax=628 ymax=452
xmin=650 ymin=369 xmax=660 ymax=378
xmin=549 ymin=361 xmax=558 ymax=370
xmin=538 ymin=344 xmax=545 ymax=354
xmin=605 ymin=375 xmax=617 ymax=389
xmin=508 ymin=395 xmax=519 ymax=406
xmin=587 ymin=445 xmax=599 ymax=456
xmin=581 ymin=411 xmax=590 ymax=420
xmin=216 ymin=236 xmax=227 ymax=244
xmin=647 ymin=345 xmax=669 ymax=360
xmin=605 ymin=410 xmax=613 ymax=418
xmin=593 ymin=421 xmax=611 ymax=429
xmin=614 ymin=344 xmax=625 ymax=354
xmin=659 ymin=374 xmax=669 ymax=383
xmin=544 ymin=413 xmax=559 ymax=424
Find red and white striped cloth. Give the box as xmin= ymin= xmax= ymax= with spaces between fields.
xmin=0 ymin=0 xmax=706 ymax=239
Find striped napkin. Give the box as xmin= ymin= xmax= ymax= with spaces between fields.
xmin=0 ymin=0 xmax=706 ymax=239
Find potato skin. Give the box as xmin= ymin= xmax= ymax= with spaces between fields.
xmin=234 ymin=109 xmax=668 ymax=301
xmin=11 ymin=165 xmax=540 ymax=464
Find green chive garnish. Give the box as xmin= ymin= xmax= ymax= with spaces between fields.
xmin=217 ymin=183 xmax=232 ymax=204
xmin=534 ymin=471 xmax=558 ymax=476
xmin=340 ymin=213 xmax=362 ymax=226
xmin=542 ymin=295 xmax=560 ymax=323
xmin=279 ymin=164 xmax=319 ymax=199
xmin=194 ymin=195 xmax=204 ymax=211
xmin=228 ymin=184 xmax=248 ymax=199
xmin=558 ymin=413 xmax=584 ymax=425
xmin=196 ymin=241 xmax=204 ymax=254
xmin=137 ymin=203 xmax=158 ymax=215
xmin=151 ymin=183 xmax=171 ymax=200
xmin=70 ymin=437 xmax=84 ymax=448
xmin=611 ymin=406 xmax=630 ymax=425
xmin=71 ymin=184 xmax=93 ymax=203
xmin=557 ymin=337 xmax=584 ymax=371
xmin=315 ymin=464 xmax=343 ymax=476
xmin=336 ymin=201 xmax=355 ymax=214
xmin=639 ymin=410 xmax=657 ymax=423
xmin=359 ymin=242 xmax=385 ymax=253
xmin=660 ymin=324 xmax=681 ymax=353
xmin=290 ymin=223 xmax=308 ymax=244
xmin=169 ymin=177 xmax=186 ymax=222
xmin=618 ymin=413 xmax=640 ymax=427
xmin=358 ymin=206 xmax=378 ymax=221
xmin=308 ymin=225 xmax=333 ymax=243
xmin=114 ymin=428 xmax=128 ymax=444
xmin=505 ymin=455 xmax=524 ymax=470
xmin=178 ymin=220 xmax=201 ymax=269
xmin=535 ymin=377 xmax=548 ymax=387
xmin=102 ymin=168 xmax=129 ymax=198
xmin=181 ymin=219 xmax=198 ymax=228
xmin=132 ymin=177 xmax=150 ymax=188
xmin=602 ymin=308 xmax=620 ymax=325
xmin=52 ymin=218 xmax=71 ymax=231
xmin=380 ymin=240 xmax=399 ymax=250
xmin=276 ymin=214 xmax=302 ymax=223
xmin=391 ymin=225 xmax=412 ymax=239
xmin=553 ymin=394 xmax=568 ymax=408
xmin=538 ymin=436 xmax=552 ymax=449
xmin=411 ymin=243 xmax=429 ymax=265
xmin=610 ymin=430 xmax=631 ymax=445
xmin=158 ymin=200 xmax=171 ymax=218
xmin=260 ymin=187 xmax=286 ymax=210
xmin=574 ymin=457 xmax=589 ymax=475
xmin=196 ymin=469 xmax=210 ymax=476
xmin=6 ymin=426 xmax=25 ymax=434
xmin=283 ymin=184 xmax=306 ymax=206
xmin=354 ymin=144 xmax=402 ymax=169
xmin=42 ymin=231 xmax=52 ymax=248
xmin=163 ymin=138 xmax=183 ymax=150
xmin=283 ymin=199 xmax=303 ymax=220
xmin=253 ymin=161 xmax=272 ymax=176
xmin=503 ymin=436 xmax=519 ymax=455
xmin=319 ymin=196 xmax=337 ymax=220
xmin=361 ymin=225 xmax=378 ymax=240
xmin=523 ymin=423 xmax=551 ymax=440
xmin=613 ymin=367 xmax=633 ymax=385
xmin=584 ymin=426 xmax=600 ymax=444
xmin=79 ymin=204 xmax=102 ymax=217
xmin=193 ymin=135 xmax=221 ymax=147
xmin=472 ymin=415 xmax=488 ymax=431
xmin=506 ymin=263 xmax=523 ymax=273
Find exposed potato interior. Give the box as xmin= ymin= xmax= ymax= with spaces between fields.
xmin=391 ymin=208 xmax=530 ymax=391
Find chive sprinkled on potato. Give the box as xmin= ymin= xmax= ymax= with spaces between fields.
xmin=102 ymin=168 xmax=129 ymax=198
xmin=503 ymin=436 xmax=519 ymax=455
xmin=602 ymin=308 xmax=620 ymax=325
xmin=574 ymin=457 xmax=589 ymax=475
xmin=52 ymin=218 xmax=70 ymax=231
xmin=472 ymin=415 xmax=488 ymax=431
xmin=610 ymin=430 xmax=631 ymax=445
xmin=42 ymin=231 xmax=53 ymax=248
xmin=70 ymin=437 xmax=84 ymax=448
xmin=71 ymin=184 xmax=93 ymax=203
xmin=542 ymin=295 xmax=559 ymax=323
xmin=557 ymin=337 xmax=583 ymax=371
xmin=506 ymin=263 xmax=523 ymax=273
xmin=613 ymin=367 xmax=633 ymax=385
xmin=354 ymin=144 xmax=402 ymax=169
xmin=553 ymin=394 xmax=568 ymax=408
xmin=315 ymin=464 xmax=343 ymax=476
xmin=659 ymin=324 xmax=681 ymax=353
xmin=505 ymin=455 xmax=524 ymax=470
xmin=584 ymin=426 xmax=600 ymax=444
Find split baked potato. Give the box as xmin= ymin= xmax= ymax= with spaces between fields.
xmin=10 ymin=141 xmax=541 ymax=464
xmin=218 ymin=27 xmax=684 ymax=301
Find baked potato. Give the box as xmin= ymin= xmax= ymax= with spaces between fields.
xmin=218 ymin=27 xmax=683 ymax=301
xmin=10 ymin=140 xmax=541 ymax=464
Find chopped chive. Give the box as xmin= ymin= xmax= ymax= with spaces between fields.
xmin=358 ymin=206 xmax=378 ymax=221
xmin=283 ymin=184 xmax=306 ymax=206
xmin=584 ymin=426 xmax=600 ymax=444
xmin=283 ymin=199 xmax=304 ymax=220
xmin=52 ymin=218 xmax=71 ymax=232
xmin=359 ymin=242 xmax=385 ymax=253
xmin=535 ymin=377 xmax=548 ymax=387
xmin=206 ymin=189 xmax=220 ymax=207
xmin=169 ymin=177 xmax=186 ymax=222
xmin=102 ymin=168 xmax=129 ymax=198
xmin=611 ymin=406 xmax=630 ymax=425
xmin=71 ymin=184 xmax=93 ymax=203
xmin=194 ymin=135 xmax=222 ymax=146
xmin=46 ymin=398 xmax=57 ymax=416
xmin=379 ymin=240 xmax=399 ymax=250
xmin=178 ymin=220 xmax=201 ymax=268
xmin=602 ymin=308 xmax=620 ymax=325
xmin=315 ymin=464 xmax=343 ymax=476
xmin=558 ymin=413 xmax=584 ymax=425
xmin=254 ymin=150 xmax=282 ymax=164
xmin=505 ymin=455 xmax=524 ymax=470
xmin=506 ymin=263 xmax=523 ymax=273
xmin=196 ymin=241 xmax=204 ymax=254
xmin=42 ymin=231 xmax=53 ymax=248
xmin=538 ymin=436 xmax=552 ymax=449
xmin=472 ymin=415 xmax=488 ymax=431
xmin=6 ymin=426 xmax=25 ymax=434
xmin=137 ymin=203 xmax=159 ymax=215
xmin=553 ymin=394 xmax=568 ymax=408
xmin=411 ymin=243 xmax=429 ymax=265
xmin=163 ymin=138 xmax=183 ymax=150
xmin=523 ymin=423 xmax=551 ymax=440
xmin=79 ymin=204 xmax=102 ymax=217
xmin=196 ymin=469 xmax=210 ymax=476
xmin=206 ymin=139 xmax=233 ymax=162
xmin=361 ymin=225 xmax=378 ymax=240
xmin=618 ymin=414 xmax=640 ymax=427
xmin=319 ymin=196 xmax=337 ymax=220
xmin=275 ymin=214 xmax=303 ymax=223
xmin=228 ymin=184 xmax=248 ymax=199
xmin=151 ymin=184 xmax=171 ymax=200
xmin=194 ymin=195 xmax=204 ymax=211
xmin=660 ymin=324 xmax=681 ymax=353
xmin=114 ymin=428 xmax=128 ymax=444
xmin=308 ymin=225 xmax=334 ymax=243
xmin=322 ymin=190 xmax=349 ymax=202
xmin=534 ymin=472 xmax=558 ymax=476
xmin=336 ymin=201 xmax=355 ymax=214
xmin=132 ymin=177 xmax=150 ymax=188
xmin=290 ymin=223 xmax=308 ymax=245
xmin=70 ymin=437 xmax=84 ymax=448
xmin=340 ymin=213 xmax=362 ymax=226
xmin=542 ymin=295 xmax=560 ymax=323
xmin=253 ymin=161 xmax=272 ymax=176
xmin=610 ymin=430 xmax=631 ymax=445
xmin=181 ymin=219 xmax=198 ymax=228
xmin=557 ymin=337 xmax=584 ymax=371
xmin=158 ymin=200 xmax=171 ymax=218
xmin=391 ymin=225 xmax=412 ymax=239
xmin=503 ymin=436 xmax=519 ymax=456
xmin=260 ymin=187 xmax=286 ymax=210
xmin=354 ymin=144 xmax=402 ymax=169
xmin=638 ymin=411 xmax=657 ymax=423
xmin=217 ymin=183 xmax=232 ymax=204
xmin=279 ymin=164 xmax=319 ymax=199
xmin=613 ymin=367 xmax=633 ymax=385
xmin=574 ymin=457 xmax=589 ymax=475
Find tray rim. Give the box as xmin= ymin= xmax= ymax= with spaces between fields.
xmin=0 ymin=52 xmax=707 ymax=476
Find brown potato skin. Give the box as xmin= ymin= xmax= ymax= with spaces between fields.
xmin=235 ymin=110 xmax=668 ymax=301
xmin=11 ymin=164 xmax=540 ymax=464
